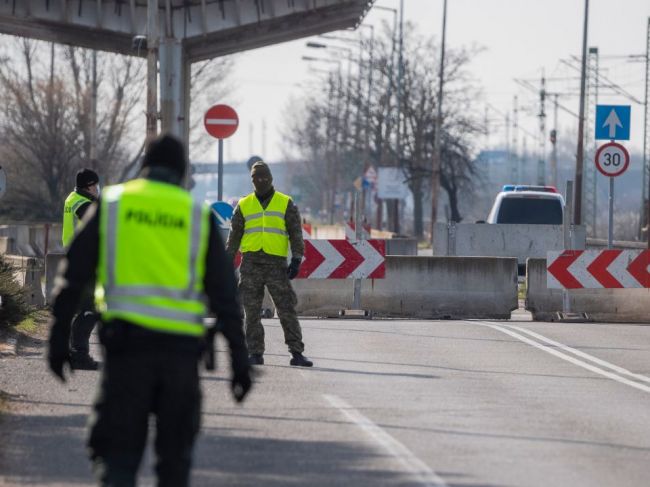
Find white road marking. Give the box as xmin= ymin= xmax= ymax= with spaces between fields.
xmin=474 ymin=322 xmax=650 ymax=394
xmin=507 ymin=324 xmax=650 ymax=385
xmin=324 ymin=394 xmax=448 ymax=487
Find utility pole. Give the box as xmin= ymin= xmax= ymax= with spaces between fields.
xmin=431 ymin=0 xmax=448 ymax=242
xmin=574 ymin=0 xmax=590 ymax=225
xmin=537 ymin=74 xmax=547 ymax=185
xmin=90 ymin=50 xmax=98 ymax=162
xmin=394 ymin=0 xmax=404 ymax=235
xmin=505 ymin=111 xmax=511 ymax=183
xmin=550 ymin=94 xmax=559 ymax=188
xmin=146 ymin=0 xmax=159 ymax=141
xmin=512 ymin=95 xmax=519 ymax=184
xmin=584 ymin=47 xmax=599 ymax=236
xmin=643 ymin=17 xmax=650 ymax=246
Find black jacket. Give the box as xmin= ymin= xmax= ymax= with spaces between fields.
xmin=49 ymin=175 xmax=247 ymax=365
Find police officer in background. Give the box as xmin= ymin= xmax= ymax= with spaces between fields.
xmin=48 ymin=134 xmax=252 ymax=486
xmin=61 ymin=168 xmax=101 ymax=370
xmin=226 ymin=159 xmax=313 ymax=367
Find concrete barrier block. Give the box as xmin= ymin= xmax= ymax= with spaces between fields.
xmin=3 ymin=254 xmax=45 ymax=307
xmin=526 ymin=258 xmax=650 ymax=322
xmin=45 ymin=253 xmax=66 ymax=305
xmin=294 ymin=256 xmax=518 ymax=319
xmin=385 ymin=238 xmax=418 ymax=256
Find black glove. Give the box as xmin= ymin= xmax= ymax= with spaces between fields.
xmin=203 ymin=325 xmax=218 ymax=371
xmin=287 ymin=257 xmax=301 ymax=280
xmin=48 ymin=352 xmax=72 ymax=382
xmin=47 ymin=319 xmax=72 ymax=382
xmin=231 ymin=350 xmax=252 ymax=403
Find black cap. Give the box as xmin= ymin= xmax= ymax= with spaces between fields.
xmin=246 ymin=155 xmax=264 ymax=171
xmin=76 ymin=168 xmax=99 ymax=188
xmin=141 ymin=133 xmax=188 ymax=179
xmin=251 ymin=161 xmax=272 ymax=178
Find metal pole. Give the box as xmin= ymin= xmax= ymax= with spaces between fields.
xmin=608 ymin=177 xmax=614 ymax=249
xmin=394 ymin=0 xmax=404 ymax=235
xmin=574 ymin=0 xmax=590 ymax=225
xmin=551 ymin=95 xmax=559 ymax=187
xmin=641 ymin=17 xmax=650 ymax=249
xmin=352 ymin=191 xmax=362 ymax=309
xmin=563 ymin=180 xmax=574 ymax=314
xmin=90 ymin=50 xmax=97 ymax=161
xmin=431 ymin=0 xmax=447 ymax=243
xmin=218 ymin=139 xmax=224 ymax=201
xmin=538 ymin=74 xmax=546 ymax=185
xmin=146 ymin=0 xmax=159 ymax=141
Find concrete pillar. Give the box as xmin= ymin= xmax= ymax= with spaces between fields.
xmin=159 ymin=38 xmax=190 ymax=144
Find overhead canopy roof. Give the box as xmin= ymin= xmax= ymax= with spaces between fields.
xmin=0 ymin=0 xmax=373 ymax=61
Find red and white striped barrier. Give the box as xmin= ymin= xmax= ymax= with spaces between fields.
xmin=547 ymin=250 xmax=650 ymax=289
xmin=233 ymin=239 xmax=386 ymax=279
xmin=299 ymin=239 xmax=385 ymax=279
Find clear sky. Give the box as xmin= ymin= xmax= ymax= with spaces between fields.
xmin=199 ymin=0 xmax=650 ymax=164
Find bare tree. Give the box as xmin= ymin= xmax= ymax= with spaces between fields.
xmin=0 ymin=36 xmax=235 ymax=221
xmin=0 ymin=38 xmax=144 ymax=221
xmin=285 ymin=23 xmax=485 ymax=237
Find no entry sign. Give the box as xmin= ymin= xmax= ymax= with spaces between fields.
xmin=595 ymin=141 xmax=629 ymax=177
xmin=204 ymin=104 xmax=239 ymax=139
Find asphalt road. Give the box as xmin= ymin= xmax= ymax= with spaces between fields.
xmin=1 ymin=315 xmax=649 ymax=487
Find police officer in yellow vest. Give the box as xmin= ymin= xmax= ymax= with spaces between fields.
xmin=227 ymin=159 xmax=313 ymax=367
xmin=61 ymin=168 xmax=101 ymax=370
xmin=48 ymin=134 xmax=252 ymax=486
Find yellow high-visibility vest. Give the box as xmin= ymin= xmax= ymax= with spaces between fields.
xmin=95 ymin=179 xmax=210 ymax=337
xmin=239 ymin=191 xmax=290 ymax=257
xmin=62 ymin=191 xmax=92 ymax=247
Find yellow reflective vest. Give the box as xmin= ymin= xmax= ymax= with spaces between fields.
xmin=62 ymin=191 xmax=92 ymax=247
xmin=239 ymin=191 xmax=290 ymax=257
xmin=95 ymin=179 xmax=210 ymax=337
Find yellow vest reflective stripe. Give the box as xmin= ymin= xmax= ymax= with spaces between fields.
xmin=239 ymin=191 xmax=290 ymax=257
xmin=62 ymin=191 xmax=92 ymax=247
xmin=96 ymin=179 xmax=210 ymax=337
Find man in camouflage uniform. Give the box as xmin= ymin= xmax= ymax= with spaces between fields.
xmin=226 ymin=160 xmax=313 ymax=367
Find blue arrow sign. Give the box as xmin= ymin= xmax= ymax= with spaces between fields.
xmin=210 ymin=201 xmax=234 ymax=229
xmin=595 ymin=105 xmax=631 ymax=141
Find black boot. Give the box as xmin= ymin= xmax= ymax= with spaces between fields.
xmin=249 ymin=354 xmax=264 ymax=365
xmin=70 ymin=353 xmax=99 ymax=371
xmin=290 ymin=352 xmax=313 ymax=367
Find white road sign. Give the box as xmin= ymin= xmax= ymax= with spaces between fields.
xmin=377 ymin=167 xmax=409 ymax=199
xmin=594 ymin=142 xmax=630 ymax=177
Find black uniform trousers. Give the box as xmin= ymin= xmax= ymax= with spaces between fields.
xmin=70 ymin=284 xmax=98 ymax=356
xmin=88 ymin=321 xmax=202 ymax=487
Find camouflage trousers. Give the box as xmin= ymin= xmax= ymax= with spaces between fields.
xmin=239 ymin=259 xmax=304 ymax=355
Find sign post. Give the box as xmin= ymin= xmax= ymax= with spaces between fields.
xmin=204 ymin=104 xmax=239 ymax=200
xmin=594 ymin=105 xmax=631 ymax=250
xmin=594 ymin=141 xmax=630 ymax=249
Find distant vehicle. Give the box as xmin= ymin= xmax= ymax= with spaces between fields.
xmin=486 ymin=185 xmax=564 ymax=225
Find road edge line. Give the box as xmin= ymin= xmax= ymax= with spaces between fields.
xmin=323 ymin=394 xmax=448 ymax=487
xmin=505 ymin=324 xmax=650 ymax=384
xmin=472 ymin=322 xmax=650 ymax=394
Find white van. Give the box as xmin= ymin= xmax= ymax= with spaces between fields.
xmin=486 ymin=185 xmax=564 ymax=225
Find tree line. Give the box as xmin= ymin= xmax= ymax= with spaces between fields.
xmin=285 ymin=22 xmax=485 ymax=239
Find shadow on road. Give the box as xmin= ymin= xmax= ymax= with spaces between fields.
xmin=0 ymin=411 xmax=93 ymax=485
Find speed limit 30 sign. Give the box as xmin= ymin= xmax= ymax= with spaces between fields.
xmin=595 ymin=141 xmax=630 ymax=177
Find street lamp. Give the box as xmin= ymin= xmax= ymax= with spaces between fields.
xmin=431 ymin=0 xmax=448 ymax=244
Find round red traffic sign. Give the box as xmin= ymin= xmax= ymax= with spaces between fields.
xmin=594 ymin=141 xmax=629 ymax=177
xmin=204 ymin=104 xmax=239 ymax=139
